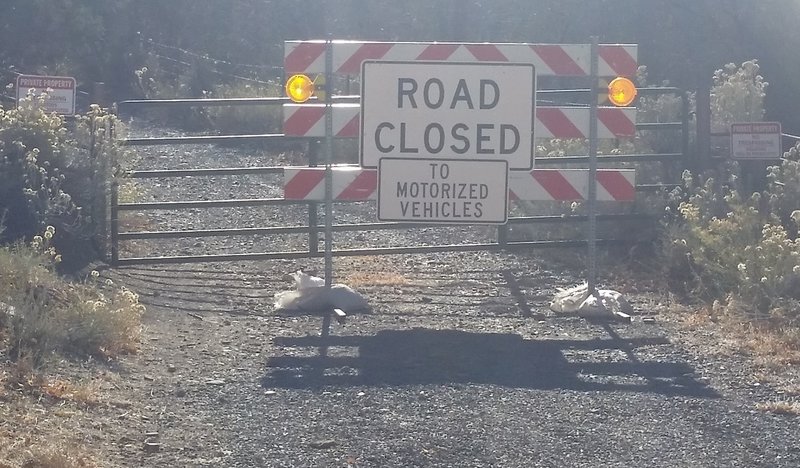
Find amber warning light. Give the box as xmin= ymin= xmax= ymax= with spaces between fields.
xmin=607 ymin=77 xmax=637 ymax=107
xmin=286 ymin=74 xmax=315 ymax=103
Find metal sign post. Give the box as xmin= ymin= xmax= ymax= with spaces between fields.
xmin=324 ymin=39 xmax=334 ymax=288
xmin=587 ymin=37 xmax=599 ymax=295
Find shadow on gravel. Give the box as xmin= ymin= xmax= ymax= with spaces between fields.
xmin=262 ymin=327 xmax=719 ymax=398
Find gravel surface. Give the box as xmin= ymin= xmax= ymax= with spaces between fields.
xmin=75 ymin=119 xmax=800 ymax=466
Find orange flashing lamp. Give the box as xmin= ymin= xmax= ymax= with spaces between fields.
xmin=286 ymin=74 xmax=315 ymax=103
xmin=607 ymin=77 xmax=637 ymax=107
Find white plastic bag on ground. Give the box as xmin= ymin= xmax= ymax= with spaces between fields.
xmin=274 ymin=271 xmax=369 ymax=312
xmin=550 ymin=283 xmax=633 ymax=319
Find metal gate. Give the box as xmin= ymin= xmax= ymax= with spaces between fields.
xmin=110 ymin=41 xmax=689 ymax=266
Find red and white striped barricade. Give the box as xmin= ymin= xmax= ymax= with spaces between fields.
xmin=285 ymin=41 xmax=637 ymax=77
xmin=283 ymin=41 xmax=638 ymax=140
xmin=284 ymin=167 xmax=635 ymax=202
xmin=283 ymin=103 xmax=636 ymax=139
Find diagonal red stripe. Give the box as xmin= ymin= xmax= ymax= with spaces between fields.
xmin=465 ymin=44 xmax=508 ymax=61
xmin=336 ymin=114 xmax=360 ymax=137
xmin=596 ymin=171 xmax=635 ymax=201
xmin=530 ymin=45 xmax=585 ymax=75
xmin=598 ymin=46 xmax=638 ymax=77
xmin=283 ymin=107 xmax=324 ymax=136
xmin=338 ymin=43 xmax=395 ymax=74
xmin=598 ymin=108 xmax=636 ymax=137
xmin=284 ymin=169 xmax=325 ymax=199
xmin=337 ymin=170 xmax=377 ymax=200
xmin=416 ymin=43 xmax=459 ymax=60
xmin=285 ymin=43 xmax=326 ymax=74
xmin=537 ymin=107 xmax=585 ymax=139
xmin=532 ymin=170 xmax=584 ymax=201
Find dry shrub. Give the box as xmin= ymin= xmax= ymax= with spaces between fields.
xmin=340 ymin=256 xmax=410 ymax=287
xmin=344 ymin=271 xmax=410 ymax=288
xmin=0 ymin=227 xmax=143 ymax=362
xmin=19 ymin=446 xmax=98 ymax=468
xmin=755 ymin=400 xmax=800 ymax=416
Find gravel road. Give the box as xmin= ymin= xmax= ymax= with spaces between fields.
xmin=93 ymin=119 xmax=800 ymax=467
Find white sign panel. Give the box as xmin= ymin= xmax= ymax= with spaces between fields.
xmin=378 ymin=158 xmax=508 ymax=224
xmin=361 ymin=61 xmax=535 ymax=170
xmin=730 ymin=122 xmax=782 ymax=160
xmin=16 ymin=74 xmax=76 ymax=115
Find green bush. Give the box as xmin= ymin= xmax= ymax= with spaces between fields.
xmin=0 ymin=93 xmax=72 ymax=241
xmin=663 ymin=147 xmax=800 ymax=320
xmin=1 ymin=94 xmax=123 ymax=268
xmin=662 ymin=61 xmax=798 ymax=323
xmin=711 ymin=60 xmax=767 ymax=132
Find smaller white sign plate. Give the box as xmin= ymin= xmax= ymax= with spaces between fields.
xmin=378 ymin=158 xmax=508 ymax=224
xmin=16 ymin=74 xmax=77 ymax=115
xmin=730 ymin=122 xmax=782 ymax=160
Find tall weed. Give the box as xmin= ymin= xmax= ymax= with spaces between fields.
xmin=0 ymin=227 xmax=143 ymax=363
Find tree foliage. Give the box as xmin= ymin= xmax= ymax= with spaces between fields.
xmin=1 ymin=0 xmax=800 ymax=124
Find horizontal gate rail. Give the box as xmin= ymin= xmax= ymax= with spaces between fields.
xmin=117 ymin=198 xmax=296 ymax=210
xmin=116 ymin=95 xmax=359 ymax=109
xmin=535 ymin=153 xmax=684 ymax=164
xmin=120 ymin=133 xmax=300 ymax=146
xmin=118 ymin=213 xmax=653 ymax=240
xmin=114 ymin=238 xmax=631 ymax=266
xmin=127 ymin=166 xmax=284 ymax=178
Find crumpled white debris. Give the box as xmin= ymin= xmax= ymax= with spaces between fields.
xmin=274 ymin=271 xmax=369 ymax=312
xmin=550 ymin=283 xmax=633 ymax=319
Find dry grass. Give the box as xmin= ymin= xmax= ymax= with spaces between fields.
xmin=340 ymin=256 xmax=411 ymax=287
xmin=0 ymin=233 xmax=141 ymax=467
xmin=0 ymin=365 xmax=102 ymax=468
xmin=756 ymin=400 xmax=800 ymax=416
xmin=343 ymin=271 xmax=410 ymax=288
xmin=0 ymin=237 xmax=144 ymax=361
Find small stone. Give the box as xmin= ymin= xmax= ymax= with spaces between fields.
xmin=175 ymin=388 xmax=187 ymax=397
xmin=265 ymin=390 xmax=277 ymax=395
xmin=309 ymin=439 xmax=337 ymax=449
xmin=143 ymin=441 xmax=161 ymax=453
xmin=642 ymin=317 xmax=656 ymax=324
xmin=166 ymin=364 xmax=177 ymax=373
xmin=205 ymin=379 xmax=225 ymax=386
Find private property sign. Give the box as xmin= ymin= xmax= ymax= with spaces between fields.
xmin=730 ymin=122 xmax=782 ymax=160
xmin=16 ymin=74 xmax=76 ymax=115
xmin=360 ymin=61 xmax=535 ymax=170
xmin=377 ymin=158 xmax=509 ymax=224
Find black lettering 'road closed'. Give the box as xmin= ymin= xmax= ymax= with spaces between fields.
xmin=362 ymin=61 xmax=535 ymax=170
xmin=372 ymin=76 xmax=519 ymax=155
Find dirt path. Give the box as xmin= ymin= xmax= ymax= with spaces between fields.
xmin=94 ymin=251 xmax=800 ymax=468
xmin=65 ymin=119 xmax=799 ymax=467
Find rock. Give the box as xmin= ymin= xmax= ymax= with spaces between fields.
xmin=309 ymin=439 xmax=337 ymax=449
xmin=205 ymin=379 xmax=225 ymax=386
xmin=143 ymin=441 xmax=161 ymax=453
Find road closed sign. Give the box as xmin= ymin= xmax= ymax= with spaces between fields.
xmin=361 ymin=61 xmax=535 ymax=170
xmin=378 ymin=158 xmax=509 ymax=224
